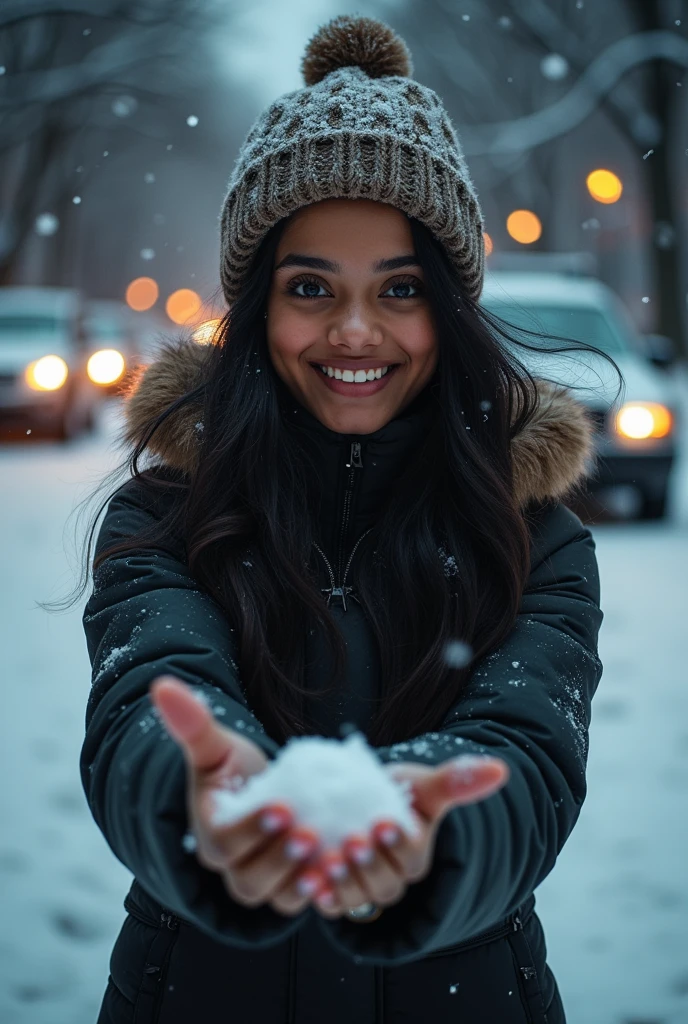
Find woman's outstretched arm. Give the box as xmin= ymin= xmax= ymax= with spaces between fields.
xmin=81 ymin=474 xmax=305 ymax=949
xmin=316 ymin=500 xmax=604 ymax=965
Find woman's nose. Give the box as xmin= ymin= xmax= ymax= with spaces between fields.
xmin=329 ymin=304 xmax=382 ymax=348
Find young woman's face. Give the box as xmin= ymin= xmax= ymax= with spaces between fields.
xmin=266 ymin=198 xmax=438 ymax=435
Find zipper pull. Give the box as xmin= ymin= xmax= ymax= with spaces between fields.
xmin=160 ymin=911 xmax=179 ymax=930
xmin=512 ymin=915 xmax=522 ymax=932
xmin=349 ymin=442 xmax=363 ymax=468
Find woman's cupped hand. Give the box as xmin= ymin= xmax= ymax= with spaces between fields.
xmin=150 ymin=675 xmax=509 ymax=919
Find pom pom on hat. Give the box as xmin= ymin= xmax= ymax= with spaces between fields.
xmin=301 ymin=14 xmax=413 ymax=86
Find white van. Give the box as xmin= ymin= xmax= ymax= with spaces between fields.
xmin=480 ymin=270 xmax=679 ymax=519
xmin=0 ymin=287 xmax=100 ymax=440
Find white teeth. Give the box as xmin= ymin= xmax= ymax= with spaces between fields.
xmin=318 ymin=364 xmax=392 ymax=382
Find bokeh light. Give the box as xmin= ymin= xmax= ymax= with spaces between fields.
xmin=586 ymin=169 xmax=623 ymax=204
xmin=615 ymin=402 xmax=672 ymax=440
xmin=25 ymin=355 xmax=68 ymax=391
xmin=166 ymin=288 xmax=202 ymax=325
xmin=126 ymin=277 xmax=159 ymax=311
xmin=483 ymin=231 xmax=493 ymax=256
xmin=87 ymin=349 xmax=126 ymax=385
xmin=506 ymin=210 xmax=542 ymax=245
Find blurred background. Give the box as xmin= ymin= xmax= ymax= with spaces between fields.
xmin=1 ymin=1 xmax=687 ymax=1022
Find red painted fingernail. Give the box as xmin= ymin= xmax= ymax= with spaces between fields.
xmin=351 ymin=844 xmax=373 ymax=865
xmin=326 ymin=859 xmax=348 ymax=880
xmin=297 ymin=871 xmax=321 ymax=896
xmin=285 ymin=837 xmax=314 ymax=860
xmin=378 ymin=826 xmax=400 ymax=847
xmin=317 ymin=889 xmax=335 ymax=907
xmin=260 ymin=810 xmax=289 ymax=833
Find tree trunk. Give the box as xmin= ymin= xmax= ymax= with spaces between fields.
xmin=631 ymin=0 xmax=687 ymax=357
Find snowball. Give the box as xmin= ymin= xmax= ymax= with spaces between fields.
xmin=210 ymin=731 xmax=418 ymax=847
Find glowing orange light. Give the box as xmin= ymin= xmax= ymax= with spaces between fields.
xmin=506 ymin=210 xmax=542 ymax=245
xmin=25 ymin=355 xmax=69 ymax=391
xmin=615 ymin=402 xmax=672 ymax=440
xmin=88 ymin=349 xmax=126 ymax=385
xmin=125 ymin=277 xmax=159 ymax=311
xmin=166 ymin=288 xmax=202 ymax=325
xmin=586 ymin=169 xmax=623 ymax=204
xmin=483 ymin=231 xmax=494 ymax=256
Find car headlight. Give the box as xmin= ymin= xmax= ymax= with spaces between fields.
xmin=25 ymin=355 xmax=69 ymax=391
xmin=614 ymin=402 xmax=672 ymax=440
xmin=87 ymin=348 xmax=126 ymax=385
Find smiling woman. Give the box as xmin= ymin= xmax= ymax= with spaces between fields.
xmin=64 ymin=12 xmax=625 ymax=1024
xmin=266 ymin=199 xmax=437 ymax=435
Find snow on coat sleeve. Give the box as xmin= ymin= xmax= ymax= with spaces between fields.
xmin=80 ymin=475 xmax=304 ymax=949
xmin=317 ymin=500 xmax=603 ymax=966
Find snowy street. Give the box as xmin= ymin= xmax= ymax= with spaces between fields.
xmin=1 ymin=389 xmax=687 ymax=1024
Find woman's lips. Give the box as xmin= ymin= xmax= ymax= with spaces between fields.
xmin=309 ymin=364 xmax=400 ymax=396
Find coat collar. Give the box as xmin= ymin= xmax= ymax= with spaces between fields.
xmin=122 ymin=337 xmax=596 ymax=512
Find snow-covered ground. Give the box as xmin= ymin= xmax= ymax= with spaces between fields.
xmin=1 ymin=377 xmax=687 ymax=1024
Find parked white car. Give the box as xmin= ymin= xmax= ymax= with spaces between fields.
xmin=0 ymin=287 xmax=100 ymax=440
xmin=480 ymin=270 xmax=680 ymax=519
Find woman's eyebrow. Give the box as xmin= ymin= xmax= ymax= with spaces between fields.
xmin=274 ymin=253 xmax=421 ymax=273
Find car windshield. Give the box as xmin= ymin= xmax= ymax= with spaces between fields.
xmin=86 ymin=317 xmax=126 ymax=341
xmin=481 ymin=304 xmax=628 ymax=355
xmin=0 ymin=315 xmax=64 ymax=337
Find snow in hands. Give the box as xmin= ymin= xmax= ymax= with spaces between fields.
xmin=210 ymin=729 xmax=496 ymax=848
xmin=210 ymin=731 xmax=420 ymax=848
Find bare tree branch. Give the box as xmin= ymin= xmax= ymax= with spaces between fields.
xmin=461 ymin=30 xmax=688 ymax=156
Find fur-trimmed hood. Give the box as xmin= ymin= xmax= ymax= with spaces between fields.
xmin=122 ymin=339 xmax=596 ymax=508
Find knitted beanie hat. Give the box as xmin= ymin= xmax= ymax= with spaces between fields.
xmin=219 ymin=14 xmax=485 ymax=305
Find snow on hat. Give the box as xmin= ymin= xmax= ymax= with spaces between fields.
xmin=219 ymin=14 xmax=485 ymax=304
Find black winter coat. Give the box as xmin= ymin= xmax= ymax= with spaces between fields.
xmin=82 ymin=341 xmax=604 ymax=1024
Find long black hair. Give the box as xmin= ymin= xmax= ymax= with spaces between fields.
xmin=51 ymin=213 xmax=623 ymax=747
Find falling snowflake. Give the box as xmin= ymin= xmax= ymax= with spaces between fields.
xmin=540 ymin=54 xmax=569 ymax=80
xmin=443 ymin=639 xmax=473 ymax=669
xmin=111 ymin=95 xmax=138 ymax=118
xmin=72 ymin=196 xmax=81 ymax=205
xmin=34 ymin=213 xmax=59 ymax=236
xmin=144 ymin=172 xmax=156 ymax=184
xmin=140 ymin=248 xmax=155 ymax=261
xmin=182 ymin=832 xmax=197 ymax=853
xmin=186 ymin=115 xmax=199 ymax=127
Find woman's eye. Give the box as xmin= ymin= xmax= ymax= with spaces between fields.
xmin=382 ymin=279 xmax=423 ymax=299
xmin=286 ymin=276 xmax=423 ymax=300
xmin=288 ymin=278 xmax=329 ymax=299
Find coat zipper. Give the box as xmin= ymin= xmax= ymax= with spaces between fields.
xmin=337 ymin=441 xmax=363 ymax=581
xmin=312 ymin=441 xmax=367 ymax=612
xmin=313 ymin=527 xmax=371 ymax=611
xmin=423 ymin=911 xmax=526 ymax=959
xmin=124 ymin=893 xmax=180 ymax=932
